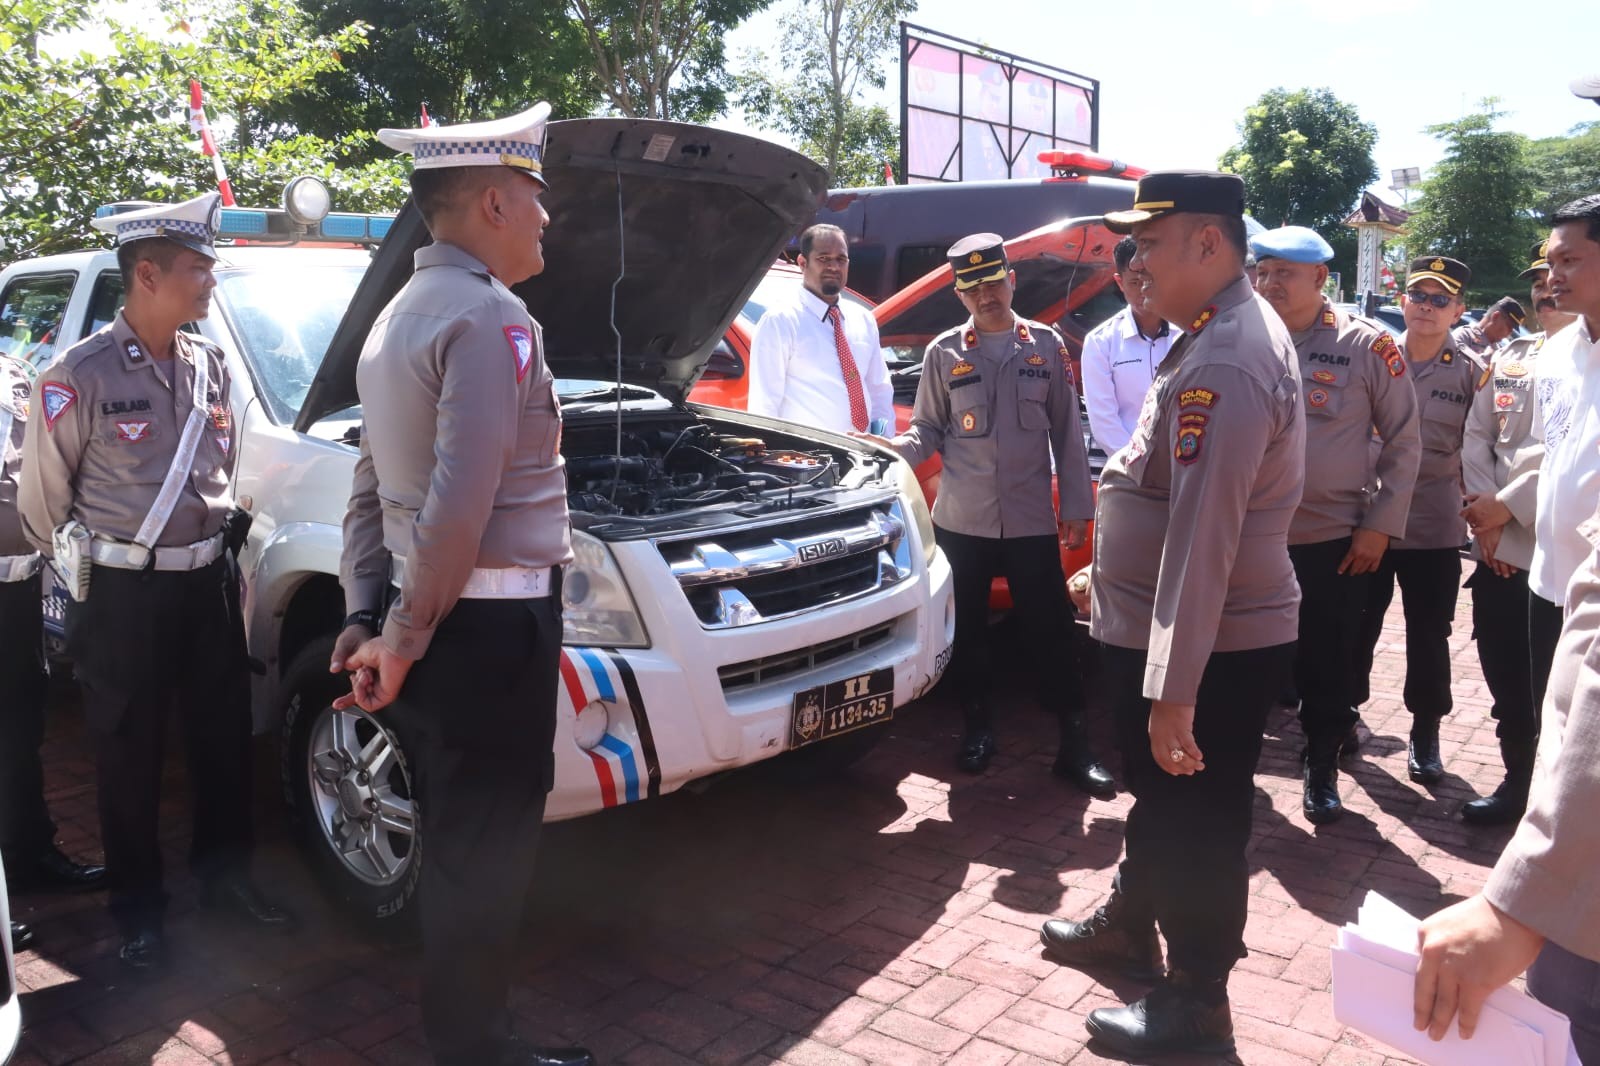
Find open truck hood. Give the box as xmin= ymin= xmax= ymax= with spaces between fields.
xmin=297 ymin=117 xmax=829 ymax=430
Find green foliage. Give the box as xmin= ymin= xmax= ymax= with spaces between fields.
xmin=0 ymin=0 xmax=407 ymax=263
xmin=570 ymin=0 xmax=772 ymax=121
xmin=1525 ymin=121 xmax=1600 ymax=223
xmin=1405 ymin=103 xmax=1539 ymax=303
xmin=736 ymin=0 xmax=914 ymax=184
xmin=276 ymin=0 xmax=601 ymax=154
xmin=1219 ymin=87 xmax=1378 ymax=258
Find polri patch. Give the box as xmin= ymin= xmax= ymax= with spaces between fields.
xmin=1372 ymin=333 xmax=1406 ymax=378
xmin=1308 ymin=388 xmax=1330 ymax=408
xmin=116 ymin=420 xmax=152 ymax=442
xmin=1178 ymin=387 xmax=1218 ymax=409
xmin=1174 ymin=425 xmax=1205 ymax=464
xmin=41 ymin=382 xmax=76 ymax=429
xmin=505 ymin=325 xmax=534 ymax=382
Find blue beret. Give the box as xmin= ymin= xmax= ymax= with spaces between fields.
xmin=1249 ymin=225 xmax=1333 ymax=264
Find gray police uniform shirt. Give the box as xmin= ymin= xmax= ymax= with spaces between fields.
xmin=1090 ymin=276 xmax=1305 ymax=705
xmin=2 ymin=356 xmax=32 ymax=557
xmin=1386 ymin=334 xmax=1484 ymax=551
xmin=19 ymin=312 xmax=234 ymax=554
xmin=340 ymin=241 xmax=573 ymax=661
xmin=1452 ymin=322 xmax=1497 ymax=362
xmin=892 ymin=316 xmax=1093 ymax=537
xmin=1290 ymin=303 xmax=1420 ymax=546
xmin=1462 ymin=333 xmax=1546 ymax=570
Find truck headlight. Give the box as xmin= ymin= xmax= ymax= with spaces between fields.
xmin=896 ymin=458 xmax=938 ymax=566
xmin=563 ymin=531 xmax=649 ymax=648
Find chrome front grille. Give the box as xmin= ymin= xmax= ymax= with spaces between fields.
xmin=718 ymin=622 xmax=896 ymax=691
xmin=656 ymin=498 xmax=913 ymax=628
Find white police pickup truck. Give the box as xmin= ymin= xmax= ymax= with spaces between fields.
xmin=0 ymin=118 xmax=954 ymax=927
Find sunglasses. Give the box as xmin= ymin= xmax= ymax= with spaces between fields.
xmin=1406 ymin=289 xmax=1455 ymax=309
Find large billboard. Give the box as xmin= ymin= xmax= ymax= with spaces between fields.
xmin=900 ymin=23 xmax=1099 ymax=184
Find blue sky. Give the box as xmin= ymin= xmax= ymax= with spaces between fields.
xmin=723 ymin=0 xmax=1600 ymax=201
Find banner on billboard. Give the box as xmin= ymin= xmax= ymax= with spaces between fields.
xmin=900 ymin=23 xmax=1099 ymax=184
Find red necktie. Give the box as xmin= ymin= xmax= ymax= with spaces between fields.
xmin=826 ymin=304 xmax=869 ymax=431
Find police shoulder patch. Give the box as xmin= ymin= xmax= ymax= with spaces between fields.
xmin=1174 ymin=424 xmax=1205 ymax=464
xmin=41 ymin=382 xmax=76 ymax=429
xmin=1477 ymin=363 xmax=1492 ymax=391
xmin=1178 ymin=387 xmax=1218 ymax=409
xmin=504 ymin=325 xmax=534 ymax=382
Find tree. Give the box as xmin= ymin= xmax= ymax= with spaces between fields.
xmin=736 ymin=0 xmax=913 ymax=184
xmin=1219 ymin=87 xmax=1377 ymax=282
xmin=1526 ymin=121 xmax=1600 ymax=223
xmin=1405 ymin=102 xmax=1539 ymax=303
xmin=569 ymin=0 xmax=771 ymax=121
xmin=275 ymin=0 xmax=601 ymax=158
xmin=0 ymin=0 xmax=407 ymax=262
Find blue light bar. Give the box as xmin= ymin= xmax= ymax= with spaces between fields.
xmin=219 ymin=208 xmax=269 ymax=236
xmin=320 ymin=214 xmax=368 ymax=239
xmin=368 ymin=216 xmax=393 ymax=240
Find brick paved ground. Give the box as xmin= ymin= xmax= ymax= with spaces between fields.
xmin=9 ymin=594 xmax=1515 ymax=1065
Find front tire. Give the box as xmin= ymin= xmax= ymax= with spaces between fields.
xmin=280 ymin=638 xmax=421 ymax=933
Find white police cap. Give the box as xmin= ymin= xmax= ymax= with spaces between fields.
xmin=377 ymin=102 xmax=551 ymax=187
xmin=1249 ymin=225 xmax=1334 ymax=265
xmin=90 ymin=191 xmax=222 ymax=261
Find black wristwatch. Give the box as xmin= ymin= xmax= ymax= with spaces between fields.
xmin=344 ymin=609 xmax=382 ymax=633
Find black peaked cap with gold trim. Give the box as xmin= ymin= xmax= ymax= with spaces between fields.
xmin=1103 ymin=170 xmax=1245 ymax=234
xmin=948 ymin=233 xmax=1009 ymax=291
xmin=1407 ymin=255 xmax=1471 ymax=295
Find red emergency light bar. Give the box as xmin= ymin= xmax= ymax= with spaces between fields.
xmin=1038 ymin=150 xmax=1147 ymax=181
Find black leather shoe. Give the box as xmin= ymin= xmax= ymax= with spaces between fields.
xmin=497 ymin=1038 xmax=597 ymax=1066
xmin=1462 ymin=789 xmax=1526 ymax=825
xmin=1302 ymin=740 xmax=1344 ymax=825
xmin=9 ymin=920 xmax=33 ymax=950
xmin=199 ymin=877 xmax=297 ymax=931
xmin=1085 ymin=975 xmax=1236 ymax=1057
xmin=4 ymin=845 xmax=106 ymax=893
xmin=118 ymin=929 xmax=165 ymax=972
xmin=958 ymin=728 xmax=996 ymax=773
xmin=1051 ymin=750 xmax=1116 ymax=799
xmin=1408 ymin=721 xmax=1444 ymax=784
xmin=1040 ymin=895 xmax=1163 ymax=980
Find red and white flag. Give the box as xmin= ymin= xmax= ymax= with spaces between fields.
xmin=188 ymin=79 xmax=235 ymax=206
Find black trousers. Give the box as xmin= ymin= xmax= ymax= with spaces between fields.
xmin=1103 ymin=640 xmax=1295 ymax=981
xmin=1530 ymin=592 xmax=1562 ymax=716
xmin=384 ymin=591 xmax=563 ymax=1065
xmin=1289 ymin=538 xmax=1368 ymax=744
xmin=64 ymin=558 xmax=254 ymax=935
xmin=1466 ymin=563 xmax=1539 ymax=744
xmin=1352 ymin=547 xmax=1462 ymax=719
xmin=0 ymin=574 xmax=54 ymax=864
xmin=936 ymin=525 xmax=1085 ymax=723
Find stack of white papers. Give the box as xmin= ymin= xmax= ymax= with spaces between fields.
xmin=1331 ymin=890 xmax=1582 ymax=1066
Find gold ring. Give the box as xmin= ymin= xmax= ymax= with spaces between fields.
xmin=1169 ymin=748 xmax=1186 ymax=762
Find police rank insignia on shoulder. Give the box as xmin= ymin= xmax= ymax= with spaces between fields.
xmin=950 ymin=361 xmax=976 ymax=376
xmin=1025 ymin=353 xmax=1046 ymax=366
xmin=504 ymin=325 xmax=534 ymax=382
xmin=1178 ymin=387 xmax=1218 ymax=409
xmin=1441 ymin=351 xmax=1454 ymax=365
xmin=963 ymin=329 xmax=978 ymax=348
xmin=1190 ymin=305 xmax=1218 ymax=333
xmin=1501 ymin=362 xmax=1527 ymax=377
xmin=1016 ymin=323 xmax=1032 ymax=344
xmin=1322 ymin=309 xmax=1336 ymax=327
xmin=1174 ymin=424 xmax=1205 ymax=464
xmin=125 ymin=340 xmax=145 ymax=362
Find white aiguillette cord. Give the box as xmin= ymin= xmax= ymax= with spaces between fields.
xmin=132 ymin=344 xmax=210 ymax=551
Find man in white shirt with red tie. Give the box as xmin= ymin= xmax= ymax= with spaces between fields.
xmin=749 ymin=224 xmax=894 ymax=434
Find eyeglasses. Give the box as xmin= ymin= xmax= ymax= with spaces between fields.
xmin=1406 ymin=289 xmax=1455 ymax=309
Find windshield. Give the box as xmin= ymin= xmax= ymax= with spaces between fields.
xmin=217 ymin=264 xmax=367 ymax=424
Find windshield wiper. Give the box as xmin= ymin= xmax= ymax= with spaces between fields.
xmin=560 ymin=383 xmax=657 ymax=404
